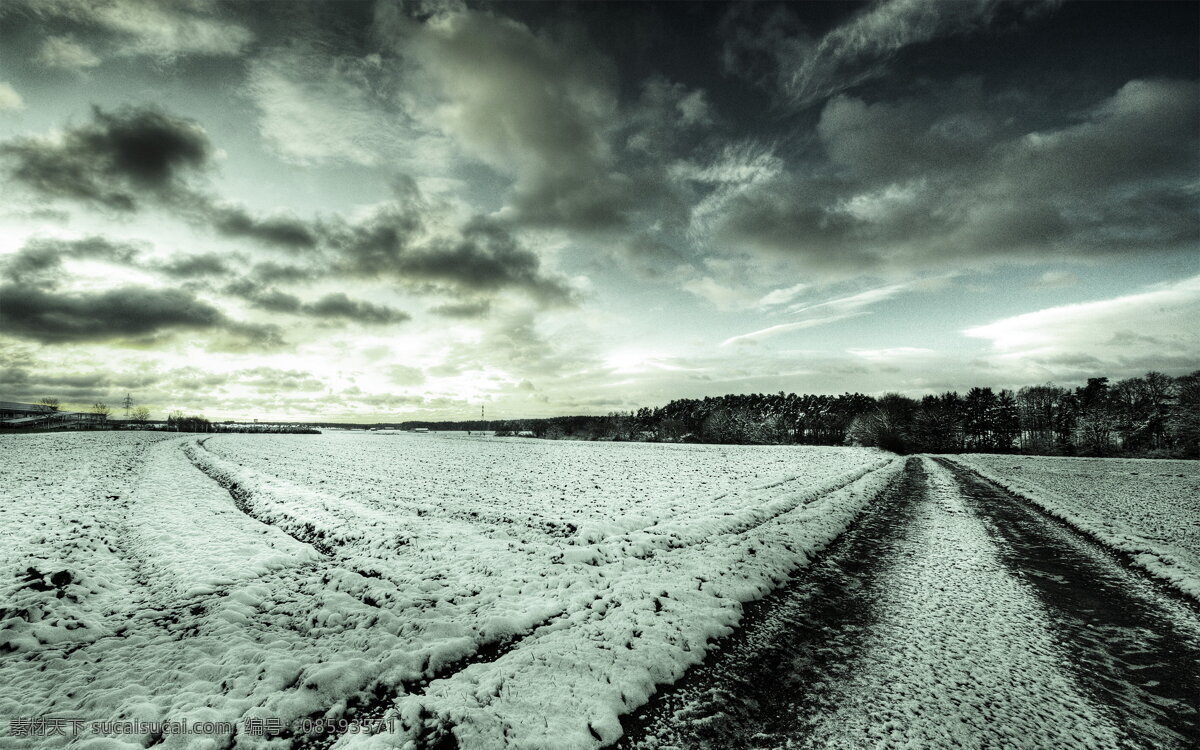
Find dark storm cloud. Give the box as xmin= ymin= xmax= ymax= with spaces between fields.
xmin=224 ymin=280 xmax=303 ymax=314
xmin=429 ymin=299 xmax=492 ymax=319
xmin=0 ymin=364 xmax=129 ymax=405
xmin=224 ymin=280 xmax=410 ymax=325
xmin=251 ymin=261 xmax=319 ymax=284
xmin=996 ymin=79 xmax=1198 ymax=193
xmin=207 ymin=204 xmax=321 ymax=250
xmin=0 ymin=106 xmax=322 ymax=250
xmin=2 ymin=235 xmax=144 ymax=284
xmin=159 ymin=253 xmax=230 ymax=279
xmin=331 ymin=197 xmax=423 ymax=276
xmin=814 ymin=80 xmax=1007 ymax=182
xmin=0 ymin=106 xmax=209 ymax=211
xmin=0 ymin=367 xmax=113 ymax=391
xmin=708 ymin=77 xmax=1199 ymax=273
xmin=0 ymin=104 xmax=574 ymax=307
xmin=0 ymin=236 xmax=285 ymax=347
xmin=378 ymin=6 xmax=638 ymax=230
xmin=390 ymin=217 xmax=575 ymax=304
xmin=327 ymin=182 xmax=575 ymax=304
xmin=303 ymin=293 xmax=411 ymax=324
xmin=4 ymin=126 xmax=572 ymax=304
xmin=0 ymin=283 xmax=241 ymax=343
xmin=723 ymin=0 xmax=1059 ymax=108
xmin=0 ymin=91 xmax=577 ymax=305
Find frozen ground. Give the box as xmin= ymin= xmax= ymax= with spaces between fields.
xmin=621 ymin=457 xmax=1200 ymax=750
xmin=949 ymin=454 xmax=1200 ymax=600
xmin=0 ymin=432 xmax=896 ymax=749
xmin=808 ymin=459 xmax=1121 ymax=749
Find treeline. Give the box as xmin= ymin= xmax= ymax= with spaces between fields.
xmin=162 ymin=411 xmax=319 ymax=434
xmin=403 ymin=371 xmax=1200 ymax=458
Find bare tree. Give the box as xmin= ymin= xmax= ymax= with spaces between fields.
xmin=91 ymin=402 xmax=112 ymax=419
xmin=37 ymin=397 xmax=60 ymax=412
xmin=131 ymin=405 xmax=151 ymax=426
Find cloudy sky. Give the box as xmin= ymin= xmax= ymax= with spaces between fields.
xmin=0 ymin=0 xmax=1196 ymax=421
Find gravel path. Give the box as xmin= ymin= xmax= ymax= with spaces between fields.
xmin=618 ymin=456 xmax=1200 ymax=749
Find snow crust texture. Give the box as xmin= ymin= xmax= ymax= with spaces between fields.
xmin=0 ymin=432 xmax=896 ymax=749
xmin=806 ymin=459 xmax=1124 ymax=749
xmin=948 ymin=454 xmax=1200 ymax=601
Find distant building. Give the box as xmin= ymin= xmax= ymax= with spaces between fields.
xmin=412 ymin=427 xmax=429 ymax=433
xmin=0 ymin=401 xmax=54 ymax=420
xmin=0 ymin=400 xmax=108 ymax=429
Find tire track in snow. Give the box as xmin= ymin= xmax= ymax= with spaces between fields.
xmin=289 ymin=609 xmax=570 ymax=750
xmin=187 ymin=438 xmax=340 ymax=557
xmin=184 ymin=436 xmax=905 ymax=749
xmin=616 ymin=457 xmax=924 ymax=749
xmin=620 ymin=456 xmax=1182 ymax=749
xmin=798 ymin=457 xmax=1124 ymax=749
xmin=581 ymin=459 xmax=895 ymax=566
xmin=183 ymin=437 xmax=571 ymax=750
xmin=936 ymin=457 xmax=1200 ymax=748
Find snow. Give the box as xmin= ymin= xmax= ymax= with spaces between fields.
xmin=0 ymin=431 xmax=897 ymax=749
xmin=946 ymin=454 xmax=1200 ymax=602
xmin=807 ymin=458 xmax=1123 ymax=749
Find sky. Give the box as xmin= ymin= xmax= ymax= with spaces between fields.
xmin=0 ymin=0 xmax=1196 ymax=422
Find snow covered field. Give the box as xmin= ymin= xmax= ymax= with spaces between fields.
xmin=947 ymin=454 xmax=1200 ymax=601
xmin=0 ymin=431 xmax=896 ymax=749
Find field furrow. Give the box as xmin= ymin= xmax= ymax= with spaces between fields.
xmin=0 ymin=431 xmax=897 ymax=749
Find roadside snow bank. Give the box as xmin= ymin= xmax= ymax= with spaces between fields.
xmin=945 ymin=454 xmax=1200 ymax=602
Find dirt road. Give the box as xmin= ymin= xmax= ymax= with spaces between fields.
xmin=617 ymin=456 xmax=1200 ymax=749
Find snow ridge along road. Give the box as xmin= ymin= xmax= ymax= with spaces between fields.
xmin=621 ymin=457 xmax=1200 ymax=750
xmin=948 ymin=453 xmax=1200 ymax=602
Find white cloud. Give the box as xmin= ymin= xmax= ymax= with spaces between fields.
xmin=396 ymin=9 xmax=626 ymax=228
xmin=0 ymin=82 xmax=24 ymax=111
xmin=1033 ymin=270 xmax=1079 ymax=288
xmin=678 ymin=141 xmax=785 ymax=244
xmin=37 ymin=35 xmax=101 ymax=72
xmin=246 ymin=49 xmax=395 ymax=166
xmin=965 ymin=275 xmax=1200 ymax=374
xmin=836 ymin=180 xmax=925 ymax=223
xmin=722 ymin=282 xmax=911 ymax=346
xmin=848 ymin=346 xmax=935 ymax=360
xmin=721 ymin=314 xmax=868 ymax=347
xmin=681 ymin=276 xmax=760 ymax=312
xmin=16 ymin=0 xmax=252 ymax=60
xmin=779 ymin=0 xmax=1058 ymax=106
xmin=757 ymin=282 xmax=810 ymax=308
xmin=784 ymin=282 xmax=909 ymax=316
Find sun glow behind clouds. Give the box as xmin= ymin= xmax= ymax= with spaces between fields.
xmin=604 ymin=349 xmax=658 ymax=374
xmin=0 ymin=1 xmax=1196 ymax=418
